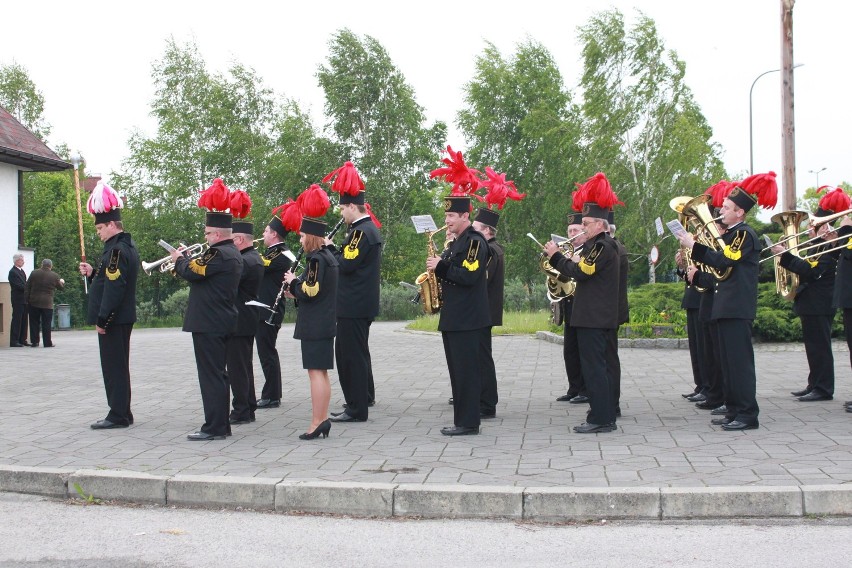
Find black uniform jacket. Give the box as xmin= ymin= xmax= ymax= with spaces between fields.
xmin=8 ymin=265 xmax=26 ymax=304
xmin=485 ymin=238 xmax=505 ymax=327
xmin=691 ymin=221 xmax=759 ymax=321
xmin=678 ymin=270 xmax=702 ymax=310
xmin=289 ymin=246 xmax=338 ymax=340
xmin=234 ymin=246 xmax=264 ymax=336
xmin=779 ymin=238 xmax=838 ymax=316
xmin=614 ymin=237 xmax=629 ymax=325
xmin=549 ymin=232 xmax=620 ymax=329
xmin=258 ymin=241 xmax=293 ymax=324
xmin=434 ymin=224 xmax=490 ymax=332
xmin=329 ymin=216 xmax=383 ymax=319
xmin=86 ymin=231 xmax=139 ymax=329
xmin=833 ymin=225 xmax=852 ymax=309
xmin=175 ymin=239 xmax=242 ymax=334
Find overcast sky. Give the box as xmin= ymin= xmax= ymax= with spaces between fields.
xmin=2 ymin=0 xmax=849 ymax=218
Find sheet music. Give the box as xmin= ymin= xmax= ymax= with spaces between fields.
xmin=665 ymin=219 xmax=689 ymax=239
xmin=411 ymin=215 xmax=439 ymax=234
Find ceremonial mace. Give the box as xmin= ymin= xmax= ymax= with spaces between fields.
xmin=70 ymin=151 xmax=87 ymax=294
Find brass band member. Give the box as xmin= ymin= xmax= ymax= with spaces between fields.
xmin=774 ymin=187 xmax=848 ymax=401
xmin=835 ymin=204 xmax=852 ymax=413
xmin=545 ymin=173 xmax=622 ymax=433
xmin=79 ymin=182 xmax=139 ymax=430
xmin=171 ymin=179 xmax=242 ymax=441
xmin=427 ymin=194 xmax=490 ymax=436
xmin=606 ymin=210 xmax=628 ymax=417
xmin=323 ymin=162 xmax=384 ymax=424
xmin=283 ymin=184 xmax=338 ymax=440
xmin=677 ymin=172 xmax=778 ymax=431
xmin=227 ymin=190 xmax=265 ymax=424
xmin=558 ymin=208 xmax=589 ymax=404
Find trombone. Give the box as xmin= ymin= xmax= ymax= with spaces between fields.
xmin=759 ymin=207 xmax=852 ymax=254
xmin=761 ymin=231 xmax=851 ymax=263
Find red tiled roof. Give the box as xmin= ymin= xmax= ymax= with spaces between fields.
xmin=0 ymin=105 xmax=70 ymax=171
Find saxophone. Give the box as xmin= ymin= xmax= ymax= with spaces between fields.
xmin=414 ymin=224 xmax=448 ymax=314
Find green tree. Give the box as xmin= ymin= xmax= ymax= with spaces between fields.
xmin=0 ymin=62 xmax=51 ymax=140
xmin=114 ymin=39 xmax=335 ymax=310
xmin=458 ymin=40 xmax=586 ymax=286
xmin=317 ymin=29 xmax=447 ymax=284
xmin=578 ymin=10 xmax=728 ymax=285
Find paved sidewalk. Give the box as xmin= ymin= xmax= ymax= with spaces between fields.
xmin=1 ymin=322 xmax=851 ymax=519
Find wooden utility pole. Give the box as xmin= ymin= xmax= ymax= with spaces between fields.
xmin=781 ymin=0 xmax=797 ymax=210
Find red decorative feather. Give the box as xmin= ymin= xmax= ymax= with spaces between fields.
xmin=272 ymin=199 xmax=302 ymax=233
xmin=429 ymin=145 xmax=481 ymax=195
xmin=578 ymin=172 xmax=623 ymax=209
xmin=322 ymin=161 xmax=365 ymax=196
xmin=739 ymin=171 xmax=778 ymax=209
xmin=198 ymin=178 xmax=231 ymax=211
xmin=817 ymin=186 xmax=851 ymax=213
xmin=704 ymin=180 xmax=734 ymax=208
xmin=229 ymin=189 xmax=252 ymax=219
xmin=365 ymin=202 xmax=382 ymax=228
xmin=480 ymin=167 xmax=525 ymax=210
xmin=297 ymin=184 xmax=330 ymax=218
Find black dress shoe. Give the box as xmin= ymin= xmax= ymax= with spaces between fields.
xmin=30 ymin=344 xmax=39 ymax=348
xmin=343 ymin=401 xmax=375 ymax=409
xmin=10 ymin=343 xmax=23 ymax=347
xmin=681 ymin=390 xmax=699 ymax=399
xmin=299 ymin=419 xmax=331 ymax=440
xmin=229 ymin=417 xmax=251 ymax=425
xmin=187 ymin=431 xmax=227 ymax=441
xmin=710 ymin=405 xmax=728 ymax=415
xmin=256 ymin=399 xmax=280 ymax=409
xmin=90 ymin=419 xmax=128 ymax=430
xmin=798 ymin=391 xmax=832 ymax=402
xmin=329 ymin=412 xmax=365 ymax=422
xmin=441 ymin=426 xmax=480 ymax=436
xmin=447 ymin=398 xmax=454 ymax=405
xmin=710 ymin=417 xmax=732 ymax=425
xmin=43 ymin=344 xmax=54 ymax=348
xmin=687 ymin=393 xmax=707 ymax=402
xmin=721 ymin=420 xmax=758 ymax=431
xmin=573 ymin=422 xmax=616 ymax=434
xmin=480 ymin=411 xmax=496 ymax=419
xmin=569 ymin=395 xmax=590 ymax=404
xmin=696 ymin=400 xmax=724 ymax=410
xmin=556 ymin=393 xmax=575 ymax=402
xmin=846 ymin=406 xmax=852 ymax=413
xmin=791 ymin=388 xmax=812 ymax=397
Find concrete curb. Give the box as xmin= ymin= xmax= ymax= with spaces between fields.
xmin=536 ymin=331 xmax=689 ymax=350
xmin=2 ymin=466 xmax=851 ymax=520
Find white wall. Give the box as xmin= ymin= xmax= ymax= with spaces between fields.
xmin=0 ymin=162 xmax=35 ymax=282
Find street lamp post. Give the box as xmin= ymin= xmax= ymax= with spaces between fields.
xmin=808 ymin=167 xmax=827 ymax=188
xmin=749 ymin=64 xmax=803 ymax=175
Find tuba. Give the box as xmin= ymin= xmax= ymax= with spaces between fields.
xmin=769 ymin=210 xmax=809 ymax=300
xmin=539 ymin=242 xmax=577 ymax=302
xmin=679 ymin=194 xmax=732 ymax=282
xmin=414 ymin=225 xmax=447 ymax=314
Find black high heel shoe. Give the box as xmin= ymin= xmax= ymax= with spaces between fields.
xmin=299 ymin=419 xmax=331 ymax=440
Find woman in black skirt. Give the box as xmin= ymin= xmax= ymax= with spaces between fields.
xmin=284 ymin=217 xmax=339 ymax=439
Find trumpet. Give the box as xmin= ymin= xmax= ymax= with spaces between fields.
xmin=142 ymin=242 xmax=207 ymax=275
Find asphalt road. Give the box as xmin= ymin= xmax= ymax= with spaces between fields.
xmin=2 ymin=492 xmax=852 ymax=567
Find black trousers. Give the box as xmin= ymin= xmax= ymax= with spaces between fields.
xmin=844 ymin=309 xmax=852 ymax=371
xmin=227 ymin=335 xmax=256 ymax=421
xmin=479 ymin=327 xmax=498 ymax=414
xmin=335 ymin=317 xmax=373 ymax=421
xmin=577 ymin=327 xmax=616 ymax=425
xmin=442 ymin=329 xmax=483 ymax=428
xmin=99 ymin=323 xmax=133 ymax=425
xmin=686 ymin=308 xmax=708 ymax=391
xmin=562 ymin=300 xmax=586 ymax=397
xmin=716 ymin=319 xmax=758 ymax=425
xmin=191 ymin=333 xmax=231 ymax=436
xmin=800 ymin=314 xmax=835 ymax=396
xmin=702 ymin=320 xmax=725 ymax=406
xmin=10 ymin=301 xmax=27 ymax=345
xmin=28 ymin=307 xmax=53 ymax=347
xmin=605 ymin=328 xmax=621 ymax=412
xmin=255 ymin=322 xmax=282 ymax=401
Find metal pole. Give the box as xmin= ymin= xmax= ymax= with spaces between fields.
xmin=748 ymin=63 xmax=803 ymax=177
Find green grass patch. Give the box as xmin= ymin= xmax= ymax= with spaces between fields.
xmin=405 ymin=310 xmax=553 ymax=335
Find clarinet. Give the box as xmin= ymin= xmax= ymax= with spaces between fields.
xmin=263 ymin=217 xmax=346 ymax=326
